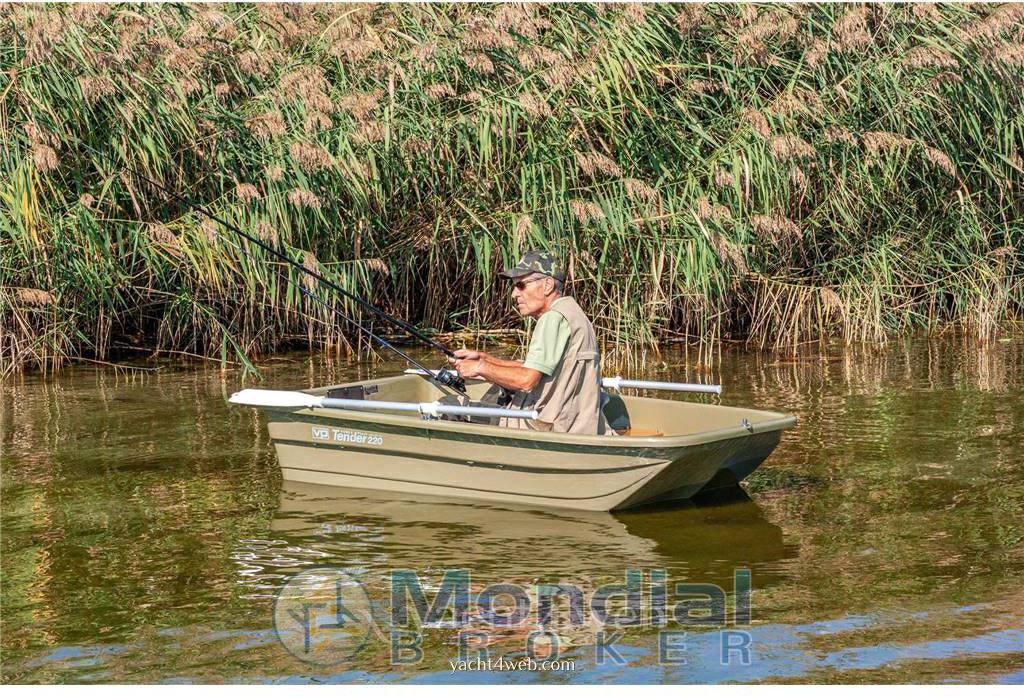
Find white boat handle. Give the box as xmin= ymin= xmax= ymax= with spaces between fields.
xmin=404 ymin=369 xmax=722 ymax=395
xmin=229 ymin=389 xmax=537 ymax=419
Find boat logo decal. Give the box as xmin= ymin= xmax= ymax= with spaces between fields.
xmin=312 ymin=426 xmax=383 ymax=446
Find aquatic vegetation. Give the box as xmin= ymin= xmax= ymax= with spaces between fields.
xmin=1 ymin=3 xmax=1022 ymax=374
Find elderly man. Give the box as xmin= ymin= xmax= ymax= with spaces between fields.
xmin=450 ymin=250 xmax=608 ymax=435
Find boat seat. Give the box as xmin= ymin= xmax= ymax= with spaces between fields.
xmin=619 ymin=428 xmax=664 ymax=437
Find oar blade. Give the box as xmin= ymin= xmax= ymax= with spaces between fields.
xmin=229 ymin=389 xmax=322 ymax=409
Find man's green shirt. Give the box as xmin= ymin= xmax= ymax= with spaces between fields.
xmin=522 ymin=298 xmax=571 ymax=376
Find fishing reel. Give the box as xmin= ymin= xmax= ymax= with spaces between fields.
xmin=433 ymin=366 xmax=467 ymax=394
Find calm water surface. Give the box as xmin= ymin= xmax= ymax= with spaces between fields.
xmin=2 ymin=337 xmax=1023 ymax=684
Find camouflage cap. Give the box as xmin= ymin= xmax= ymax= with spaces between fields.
xmin=498 ymin=249 xmax=565 ymax=282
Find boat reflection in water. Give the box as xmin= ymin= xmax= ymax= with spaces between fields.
xmin=233 ymin=483 xmax=800 ymax=667
xmin=266 ymin=481 xmax=798 ymax=590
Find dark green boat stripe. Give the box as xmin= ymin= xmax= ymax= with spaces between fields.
xmin=273 ymin=413 xmax=672 ymax=456
xmin=279 ymin=463 xmax=660 ymax=501
xmin=272 ymin=438 xmax=666 ymax=475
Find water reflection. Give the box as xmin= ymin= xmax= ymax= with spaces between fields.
xmin=2 ymin=335 xmax=1023 ymax=683
xmin=259 ymin=482 xmax=797 ymax=589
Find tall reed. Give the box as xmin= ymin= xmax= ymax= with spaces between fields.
xmin=2 ymin=3 xmax=1021 ymax=375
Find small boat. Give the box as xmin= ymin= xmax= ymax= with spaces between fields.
xmin=153 ymin=181 xmax=794 ymax=511
xmin=230 ymin=373 xmax=796 ymax=511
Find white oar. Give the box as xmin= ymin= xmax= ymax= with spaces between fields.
xmin=602 ymin=376 xmax=722 ymax=395
xmin=229 ymin=389 xmax=538 ymax=420
xmin=404 ymin=369 xmax=722 ymax=395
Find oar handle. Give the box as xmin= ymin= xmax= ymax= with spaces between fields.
xmin=319 ymin=397 xmax=536 ymax=419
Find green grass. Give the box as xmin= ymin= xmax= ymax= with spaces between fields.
xmin=1 ymin=3 xmax=1022 ymax=375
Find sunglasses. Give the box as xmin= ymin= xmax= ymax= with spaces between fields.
xmin=513 ymin=277 xmax=545 ymax=291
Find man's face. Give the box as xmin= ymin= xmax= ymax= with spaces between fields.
xmin=511 ymin=273 xmax=554 ymax=318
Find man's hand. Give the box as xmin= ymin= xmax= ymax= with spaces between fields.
xmin=450 ymin=348 xmax=486 ymax=362
xmin=453 ymin=358 xmax=486 ymax=380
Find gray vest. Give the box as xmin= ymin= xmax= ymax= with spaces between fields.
xmin=505 ymin=296 xmax=608 ymax=435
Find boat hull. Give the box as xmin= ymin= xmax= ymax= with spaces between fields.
xmin=265 ymin=409 xmax=787 ymax=511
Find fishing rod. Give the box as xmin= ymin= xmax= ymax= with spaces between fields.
xmin=268 ymin=255 xmax=463 ymax=397
xmin=127 ymin=167 xmax=467 ymax=395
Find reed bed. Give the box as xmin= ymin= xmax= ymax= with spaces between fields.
xmin=1 ymin=3 xmax=1022 ymax=375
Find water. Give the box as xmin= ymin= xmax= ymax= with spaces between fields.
xmin=2 ymin=336 xmax=1023 ymax=684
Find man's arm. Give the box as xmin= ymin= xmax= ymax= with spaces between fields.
xmin=451 ymin=310 xmax=569 ymax=392
xmin=482 ymin=354 xmax=526 ymax=369
xmin=449 ymin=349 xmax=540 ymax=390
xmin=450 ymin=349 xmax=522 ymax=369
xmin=473 ymin=360 xmax=543 ymax=392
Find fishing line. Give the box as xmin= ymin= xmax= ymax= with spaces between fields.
xmin=100 ymin=156 xmax=467 ymax=395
